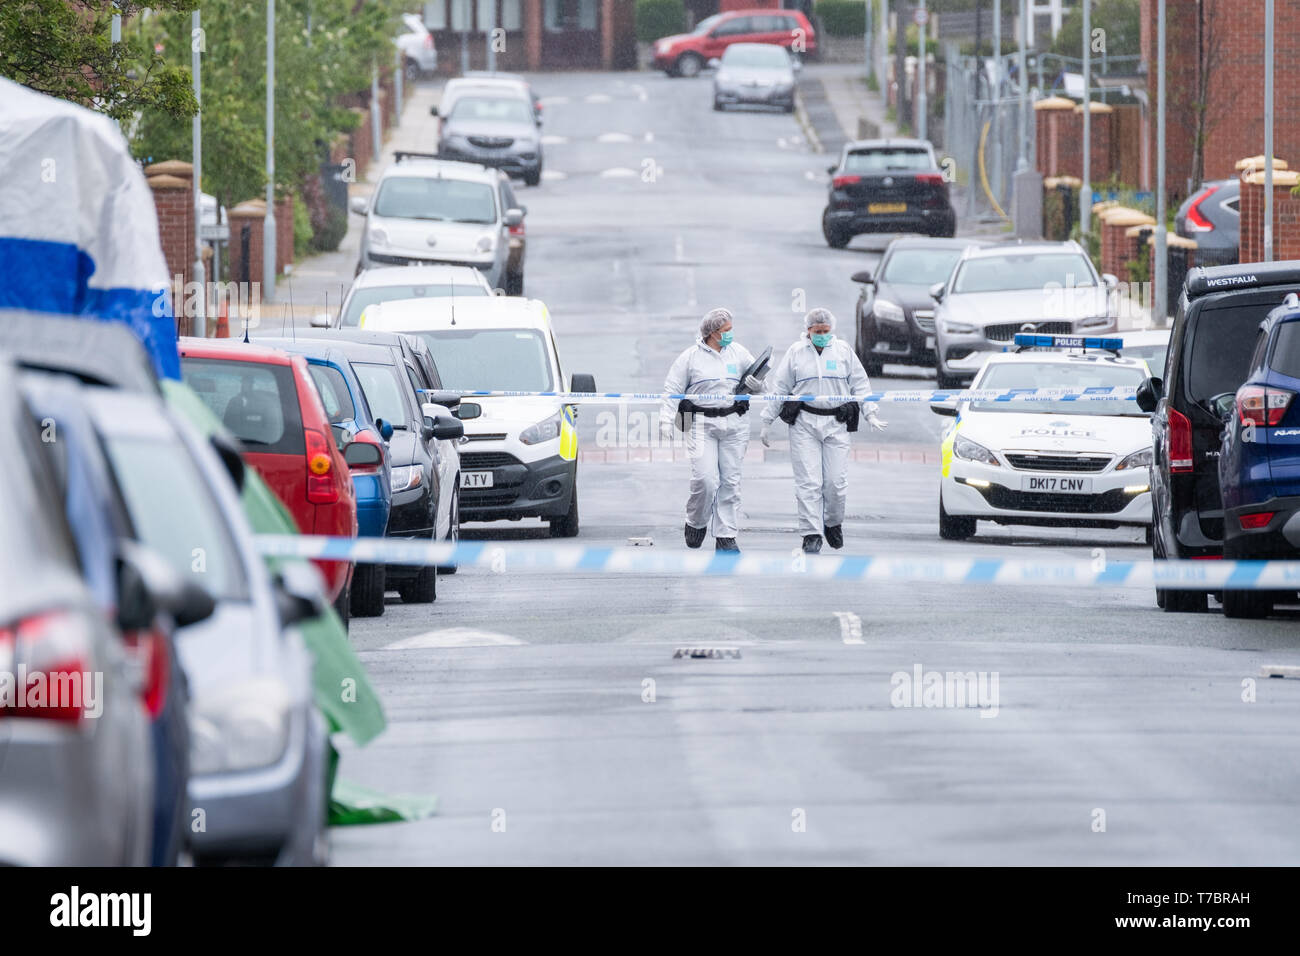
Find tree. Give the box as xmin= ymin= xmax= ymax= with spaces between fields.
xmin=0 ymin=0 xmax=198 ymax=121
xmin=1049 ymin=0 xmax=1141 ymax=60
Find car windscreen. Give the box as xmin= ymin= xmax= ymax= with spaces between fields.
xmin=843 ymin=148 xmax=932 ymax=173
xmin=102 ymin=434 xmax=248 ymax=601
xmin=722 ymin=46 xmax=788 ymax=68
xmin=414 ymin=328 xmax=554 ymax=391
xmin=372 ymin=176 xmax=497 ymax=224
xmin=447 ymin=95 xmax=533 ymax=125
xmin=181 ymin=358 xmax=304 ymax=454
xmin=881 ymin=248 xmax=964 ymax=285
xmin=1185 ymin=304 xmax=1274 ymax=404
xmin=1122 ymin=344 xmax=1169 ymax=378
xmin=693 ymin=14 xmax=722 ymax=33
xmin=952 ymin=253 xmax=1096 ymax=294
xmin=341 ymin=284 xmax=489 ymax=327
xmin=971 ymin=361 xmax=1146 ymax=416
xmin=307 ymin=363 xmax=356 ymax=424
xmin=353 ymin=362 xmax=411 ymax=427
xmin=1271 ymin=320 xmax=1300 ymax=378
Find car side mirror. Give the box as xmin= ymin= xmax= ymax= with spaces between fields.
xmin=1135 ymin=377 xmax=1162 ymax=414
xmin=1103 ymin=273 xmax=1120 ymax=290
xmin=310 ymin=312 xmax=331 ymax=328
xmin=791 ymin=58 xmax=803 ymax=72
xmin=707 ymin=57 xmax=722 ymax=70
xmin=827 ymin=163 xmax=838 ymax=174
xmin=851 ymin=269 xmax=874 ymax=285
xmin=375 ymin=418 xmax=395 ymax=441
xmin=420 ymin=417 xmax=436 ymax=442
xmin=273 ymin=562 xmax=326 ymax=628
xmin=503 ymin=208 xmax=524 ymax=227
xmin=343 ymin=440 xmax=382 ymax=468
xmin=349 ymin=196 xmax=369 ymax=216
xmin=929 ymin=401 xmax=958 ymax=417
xmin=116 ymin=541 xmax=215 ymax=632
xmin=454 ymin=402 xmax=482 ymax=420
xmin=425 ymin=389 xmax=461 ymax=408
xmin=570 ymin=372 xmax=596 ymax=393
xmin=429 ymin=414 xmax=464 ymax=440
xmin=929 ymin=282 xmax=946 ymax=301
xmin=209 ymin=433 xmax=246 ymax=492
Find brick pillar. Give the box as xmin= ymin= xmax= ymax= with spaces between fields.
xmin=350 ymin=107 xmax=372 ymax=179
xmin=1033 ymin=97 xmax=1075 ymax=179
xmin=146 ymin=160 xmax=194 ymax=334
xmin=275 ymin=194 xmax=294 ymax=276
xmin=525 ymin=0 xmax=542 ymax=70
xmin=226 ymin=199 xmax=267 ymax=294
xmin=1098 ymin=207 xmax=1154 ymax=279
xmin=1075 ymin=101 xmax=1115 ymax=184
xmin=1239 ymin=167 xmax=1300 ymax=263
xmin=601 ymin=0 xmax=615 ymax=69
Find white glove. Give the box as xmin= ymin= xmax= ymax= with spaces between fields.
xmin=866 ymin=411 xmax=888 ymax=432
xmin=760 ymin=422 xmax=773 ymax=448
xmin=659 ymin=419 xmax=676 ymax=442
xmin=743 ymin=373 xmax=765 ymax=392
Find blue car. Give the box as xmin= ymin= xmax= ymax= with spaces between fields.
xmin=1217 ymin=293 xmax=1300 ymax=617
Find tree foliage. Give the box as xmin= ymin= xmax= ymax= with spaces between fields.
xmin=1049 ymin=0 xmax=1141 ymax=60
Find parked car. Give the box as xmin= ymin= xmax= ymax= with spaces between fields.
xmin=395 ymin=11 xmax=437 ymax=82
xmin=498 ymin=173 xmax=528 ymax=294
xmin=460 ymin=71 xmax=543 ymax=119
xmin=0 ymin=356 xmax=156 ymax=866
xmin=851 ymin=236 xmax=985 ymax=376
xmin=1174 ymin=178 xmax=1240 ymax=267
xmin=1215 ymin=293 xmax=1300 ymax=618
xmin=434 ymin=90 xmax=544 ymax=186
xmin=931 ymin=240 xmax=1118 ymax=389
xmin=711 ymin=42 xmax=798 ymax=112
xmin=321 ymin=263 xmax=494 ymax=330
xmin=178 ymin=338 xmax=358 ymax=621
xmin=653 ymin=8 xmax=817 ymax=78
xmin=822 ymin=139 xmax=956 ymax=248
xmin=1135 ymin=261 xmax=1300 ymax=612
xmin=1119 ymin=326 xmax=1173 ymax=378
xmin=351 ymin=155 xmax=521 ymax=286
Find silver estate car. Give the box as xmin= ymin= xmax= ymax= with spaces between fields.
xmin=711 ymin=42 xmax=798 ymax=113
xmin=320 ymin=263 xmax=494 ymax=329
xmin=930 ymin=240 xmax=1119 ymax=388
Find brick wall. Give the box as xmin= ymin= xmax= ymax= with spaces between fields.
xmin=1098 ymin=207 xmax=1154 ymax=279
xmin=145 ymin=160 xmax=194 ymax=335
xmin=275 ymin=194 xmax=294 ymax=276
xmin=1239 ymin=168 xmax=1300 ymax=263
xmin=226 ymin=200 xmax=267 ymax=290
xmin=1076 ymin=103 xmax=1114 ymax=185
xmin=1034 ymin=97 xmax=1074 ymax=180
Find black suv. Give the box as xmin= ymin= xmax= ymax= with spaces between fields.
xmin=1135 ymin=261 xmax=1300 ymax=612
xmin=822 ymin=139 xmax=956 ymax=248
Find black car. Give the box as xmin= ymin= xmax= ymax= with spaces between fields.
xmin=851 ymin=236 xmax=984 ymax=375
xmin=1135 ymin=261 xmax=1300 ymax=612
xmin=822 ymin=138 xmax=956 ymax=248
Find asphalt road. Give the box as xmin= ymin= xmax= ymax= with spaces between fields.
xmin=333 ymin=70 xmax=1300 ymax=866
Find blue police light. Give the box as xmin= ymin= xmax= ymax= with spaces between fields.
xmin=1012 ymin=334 xmax=1124 ymax=351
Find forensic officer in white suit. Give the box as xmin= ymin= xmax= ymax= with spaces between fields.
xmin=660 ymin=307 xmax=765 ymax=553
xmin=760 ymin=308 xmax=887 ymax=553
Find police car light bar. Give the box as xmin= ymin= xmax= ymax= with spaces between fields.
xmin=1012 ymin=334 xmax=1124 ymax=351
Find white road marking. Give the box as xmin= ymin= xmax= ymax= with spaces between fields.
xmin=585 ymin=93 xmax=612 ymax=104
xmin=631 ymin=84 xmax=648 ymax=102
xmin=597 ymin=132 xmax=633 ymax=143
xmin=777 ymin=137 xmax=789 ymax=149
xmin=599 ymin=167 xmax=637 ymax=178
xmin=541 ymin=169 xmax=568 ymax=181
xmin=644 ymin=131 xmax=654 ymax=142
xmin=804 ymin=170 xmax=819 ymax=181
xmin=384 ymin=627 xmax=526 ymax=650
xmin=674 ymin=234 xmax=685 ymax=262
xmin=685 ymin=267 xmax=698 ymax=308
xmin=540 ymin=134 xmax=568 ymax=145
xmin=833 ymin=611 xmax=864 ymax=644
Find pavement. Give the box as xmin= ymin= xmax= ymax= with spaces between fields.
xmin=307 ymin=68 xmax=1300 ymax=867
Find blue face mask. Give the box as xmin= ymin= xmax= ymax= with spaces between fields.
xmin=718 ymin=331 xmax=734 ymax=348
xmin=811 ymin=332 xmax=833 ymax=348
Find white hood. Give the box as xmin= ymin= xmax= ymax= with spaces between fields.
xmin=959 ymin=409 xmax=1150 ymax=457
xmin=371 ymin=214 xmax=496 ymax=260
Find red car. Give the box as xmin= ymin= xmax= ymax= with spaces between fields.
xmin=177 ymin=338 xmax=358 ymax=613
xmin=652 ymin=8 xmax=816 ymax=78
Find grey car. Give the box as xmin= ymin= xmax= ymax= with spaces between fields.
xmin=931 ymin=240 xmax=1119 ymax=388
xmin=1175 ymin=178 xmax=1240 ymax=266
xmin=711 ymin=42 xmax=798 ymax=113
xmin=434 ymin=91 xmax=543 ymax=186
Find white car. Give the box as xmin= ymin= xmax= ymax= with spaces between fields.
xmin=318 ymin=264 xmax=494 ymax=329
xmin=395 ymin=12 xmax=437 ymax=81
xmin=1119 ymin=326 xmax=1172 ymax=378
xmin=931 ymin=337 xmax=1153 ymax=540
xmin=359 ymin=296 xmax=596 ymax=536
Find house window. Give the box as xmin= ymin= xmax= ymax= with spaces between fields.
xmin=545 ymin=0 xmax=598 ymax=31
xmin=502 ymin=0 xmax=522 ymax=30
xmin=425 ymin=1 xmax=445 ymax=29
xmin=450 ymin=0 xmax=470 ymax=31
xmin=476 ymin=0 xmax=494 ymax=31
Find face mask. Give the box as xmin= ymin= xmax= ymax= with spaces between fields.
xmin=811 ymin=332 xmax=833 ymax=348
xmin=718 ymin=331 xmax=734 ymax=348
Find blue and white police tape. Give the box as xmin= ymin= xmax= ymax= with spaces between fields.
xmin=256 ymin=534 xmax=1300 ymax=591
xmin=452 ymin=387 xmax=1137 ymax=405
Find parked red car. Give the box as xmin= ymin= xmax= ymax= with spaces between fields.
xmin=177 ymin=338 xmax=358 ymax=613
xmin=652 ymin=8 xmax=816 ymax=78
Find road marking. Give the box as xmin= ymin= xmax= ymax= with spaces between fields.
xmin=804 ymin=170 xmax=819 ymax=181
xmin=597 ymin=132 xmax=633 ymax=143
xmin=674 ymin=234 xmax=685 ymax=262
xmin=777 ymin=137 xmax=789 ymax=149
xmin=631 ymin=84 xmax=648 ymax=102
xmin=540 ymin=134 xmax=568 ymax=145
xmin=599 ymin=167 xmax=637 ymax=178
xmin=644 ymin=131 xmax=654 ymax=143
xmin=541 ymin=169 xmax=568 ymax=181
xmin=383 ymin=627 xmax=526 ymax=650
xmin=685 ymin=267 xmax=697 ymax=308
xmin=833 ymin=611 xmax=864 ymax=644
xmin=585 ymin=93 xmax=612 ymax=104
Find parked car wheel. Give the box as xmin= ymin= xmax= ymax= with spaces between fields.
xmin=549 ymin=479 xmax=580 ymax=538
xmin=676 ymin=52 xmax=703 ymax=78
xmin=1222 ymin=587 xmax=1271 ymax=619
xmin=350 ymin=562 xmax=386 ymax=618
xmin=404 ymin=58 xmax=420 ymax=83
xmin=332 ymin=578 xmax=351 ymax=631
xmin=822 ymin=210 xmax=850 ymax=249
xmin=438 ymin=488 xmax=459 ymax=575
xmin=505 ymin=271 xmax=524 ymax=296
xmin=856 ymin=315 xmax=883 ymax=377
xmin=398 ymin=563 xmax=437 ymax=604
xmin=938 ymin=494 xmax=975 ymax=540
xmin=524 ymin=168 xmax=541 ymax=187
xmin=713 ymin=97 xmax=725 ymax=111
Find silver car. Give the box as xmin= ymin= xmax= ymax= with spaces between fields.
xmin=711 ymin=42 xmax=798 ymax=113
xmin=351 ymin=157 xmax=520 ymax=287
xmin=434 ymin=90 xmax=544 ymax=186
xmin=320 ymin=263 xmax=494 ymax=329
xmin=931 ymin=240 xmax=1119 ymax=388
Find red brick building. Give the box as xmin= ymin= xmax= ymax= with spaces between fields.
xmin=1139 ymin=0 xmax=1300 ymax=203
xmin=423 ymin=0 xmax=636 ymax=70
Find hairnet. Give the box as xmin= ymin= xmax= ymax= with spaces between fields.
xmin=804 ymin=308 xmax=836 ymax=330
xmin=699 ymin=307 xmax=734 ymax=338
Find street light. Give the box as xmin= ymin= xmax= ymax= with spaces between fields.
xmin=1154 ymin=0 xmax=1166 ymax=324
xmin=264 ymin=0 xmax=276 ymax=305
xmin=1081 ymin=0 xmax=1091 ymax=236
xmin=1264 ymin=0 xmax=1275 ymax=262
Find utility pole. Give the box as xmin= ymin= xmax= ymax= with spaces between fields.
xmin=1081 ymin=0 xmax=1091 ymax=236
xmin=865 ymin=0 xmax=874 ymax=88
xmin=264 ymin=0 xmax=276 ymax=305
xmin=1264 ymin=0 xmax=1275 ymax=262
xmin=192 ymin=10 xmax=205 ymax=337
xmin=1017 ymin=0 xmax=1028 ymax=170
xmin=917 ymin=1 xmax=928 ymax=141
xmin=1154 ymin=0 xmax=1167 ymax=324
xmin=970 ymin=0 xmax=982 ymax=219
xmin=486 ymin=0 xmax=497 ymax=72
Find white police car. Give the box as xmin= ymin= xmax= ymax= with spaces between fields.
xmin=931 ymin=335 xmax=1153 ymax=540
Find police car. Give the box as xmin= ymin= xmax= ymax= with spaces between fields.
xmin=930 ymin=335 xmax=1153 ymax=540
xmin=359 ymin=296 xmax=595 ymax=536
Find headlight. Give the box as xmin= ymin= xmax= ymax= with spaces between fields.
xmin=953 ymin=435 xmax=1000 ymax=466
xmin=717 ymin=71 xmax=732 ymax=83
xmin=519 ymin=410 xmax=562 ymax=445
xmin=1115 ymin=447 xmax=1153 ymax=471
xmin=390 ymin=464 xmax=423 ymax=490
xmin=873 ymin=299 xmax=906 ymax=324
xmin=476 ymin=235 xmax=494 ymax=253
xmin=190 ymin=678 xmax=292 ymax=775
xmin=944 ymin=320 xmax=977 ymax=334
xmin=368 ymin=228 xmax=389 ymax=248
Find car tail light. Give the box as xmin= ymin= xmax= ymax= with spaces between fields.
xmin=1236 ymin=385 xmax=1295 ymax=427
xmin=1169 ymin=406 xmax=1194 ymax=473
xmin=0 ymin=610 xmax=96 ymax=724
xmin=348 ymin=430 xmax=384 ymax=476
xmin=508 ymin=222 xmax=525 ymax=238
xmin=915 ymin=172 xmax=945 ymax=185
xmin=1239 ymin=511 xmax=1276 ymax=530
xmin=1186 ymin=184 xmax=1220 ymax=232
xmin=305 ymin=428 xmax=339 ymax=504
xmin=832 ymin=175 xmax=861 ymax=189
xmin=423 ymin=34 xmax=433 ymax=49
xmin=122 ymin=627 xmax=169 ymax=719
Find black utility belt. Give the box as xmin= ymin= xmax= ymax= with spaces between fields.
xmin=677 ymin=398 xmax=748 ymax=421
xmin=778 ymin=400 xmax=859 ymax=432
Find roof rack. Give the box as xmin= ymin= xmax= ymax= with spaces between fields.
xmin=1185 ymin=260 xmax=1300 ymax=299
xmin=393 ymin=150 xmax=443 ymax=164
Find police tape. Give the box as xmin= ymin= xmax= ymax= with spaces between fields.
xmin=452 ymin=387 xmax=1137 ymax=404
xmin=255 ymin=534 xmax=1300 ymax=591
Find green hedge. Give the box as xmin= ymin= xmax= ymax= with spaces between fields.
xmin=815 ymin=0 xmax=865 ymax=37
xmin=636 ymin=0 xmax=686 ymax=43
